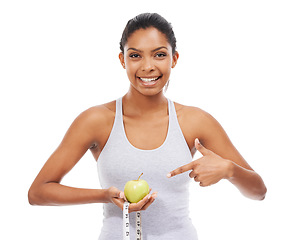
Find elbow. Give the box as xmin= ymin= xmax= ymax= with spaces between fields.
xmin=247 ymin=172 xmax=268 ymax=201
xmin=28 ymin=188 xmax=35 ymax=205
xmin=239 ymin=180 xmax=267 ymax=201
xmin=28 ymin=183 xmax=58 ymax=206
xmin=28 ymin=186 xmax=46 ymax=206
xmin=258 ymin=185 xmax=267 ymax=201
xmin=250 ymin=185 xmax=267 ymax=201
xmin=28 ymin=187 xmax=39 ymax=205
xmin=256 ymin=177 xmax=267 ymax=201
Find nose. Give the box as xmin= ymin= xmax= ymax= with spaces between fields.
xmin=141 ymin=57 xmax=155 ymax=72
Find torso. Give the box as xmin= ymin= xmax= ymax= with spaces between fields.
xmin=96 ymin=97 xmax=198 ymax=240
xmin=90 ymin=99 xmax=204 ymax=160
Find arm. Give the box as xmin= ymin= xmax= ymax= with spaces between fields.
xmin=199 ymin=111 xmax=266 ymax=200
xmin=168 ymin=107 xmax=267 ymax=200
xmin=28 ymin=107 xmax=121 ymax=206
xmin=195 ymin=138 xmax=267 ymax=200
xmin=28 ymin=105 xmax=157 ymax=211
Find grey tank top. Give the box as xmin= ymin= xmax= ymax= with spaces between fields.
xmin=97 ymin=97 xmax=198 ymax=240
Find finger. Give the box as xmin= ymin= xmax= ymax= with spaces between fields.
xmin=167 ymin=162 xmax=195 ymax=178
xmin=112 ymin=197 xmax=125 ymax=210
xmin=122 ymin=192 xmax=127 ymax=202
xmin=189 ymin=171 xmax=201 ymax=181
xmin=141 ymin=192 xmax=157 ymax=210
xmin=199 ymin=181 xmax=211 ymax=187
xmin=119 ymin=192 xmax=125 ymax=199
xmin=188 ymin=169 xmax=200 ymax=182
xmin=189 ymin=170 xmax=197 ymax=179
xmin=195 ymin=138 xmax=211 ymax=156
xmin=109 ymin=186 xmax=124 ymax=199
xmin=194 ymin=175 xmax=200 ymax=182
xmin=129 ymin=194 xmax=151 ymax=212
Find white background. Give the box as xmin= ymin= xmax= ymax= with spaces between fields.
xmin=1 ymin=0 xmax=294 ymax=239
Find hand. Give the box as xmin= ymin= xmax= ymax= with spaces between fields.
xmin=107 ymin=186 xmax=157 ymax=213
xmin=167 ymin=138 xmax=233 ymax=187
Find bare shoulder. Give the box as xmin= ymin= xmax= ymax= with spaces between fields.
xmin=173 ymin=101 xmax=220 ymax=150
xmin=65 ymin=100 xmax=117 ymax=149
xmin=76 ymin=100 xmax=116 ymax=126
xmin=173 ymin=102 xmax=214 ymax=126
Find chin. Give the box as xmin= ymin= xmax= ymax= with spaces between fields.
xmin=132 ymin=87 xmax=165 ymax=97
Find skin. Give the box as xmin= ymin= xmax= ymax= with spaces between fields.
xmin=28 ymin=27 xmax=267 ymax=214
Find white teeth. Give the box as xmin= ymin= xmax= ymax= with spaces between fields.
xmin=140 ymin=77 xmax=159 ymax=82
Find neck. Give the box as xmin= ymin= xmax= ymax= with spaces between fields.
xmin=123 ymin=89 xmax=167 ymax=116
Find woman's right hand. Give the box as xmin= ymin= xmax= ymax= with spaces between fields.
xmin=107 ymin=186 xmax=157 ymax=213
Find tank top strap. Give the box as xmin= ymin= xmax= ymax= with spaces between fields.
xmin=105 ymin=97 xmax=123 ymax=138
xmin=167 ymin=98 xmax=176 ymax=124
xmin=166 ymin=98 xmax=191 ymax=155
xmin=167 ymin=98 xmax=183 ymax=135
xmin=116 ymin=97 xmax=123 ymax=120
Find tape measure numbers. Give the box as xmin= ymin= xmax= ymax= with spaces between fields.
xmin=123 ymin=202 xmax=142 ymax=240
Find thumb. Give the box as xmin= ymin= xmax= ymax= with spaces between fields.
xmin=195 ymin=138 xmax=211 ymax=156
xmin=109 ymin=186 xmax=124 ymax=199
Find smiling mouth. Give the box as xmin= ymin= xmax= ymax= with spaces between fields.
xmin=138 ymin=76 xmax=162 ymax=82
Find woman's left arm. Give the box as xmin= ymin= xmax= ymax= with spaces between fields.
xmin=168 ymin=107 xmax=267 ymax=200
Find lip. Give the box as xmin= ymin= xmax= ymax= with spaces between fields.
xmin=138 ymin=76 xmax=160 ymax=79
xmin=137 ymin=75 xmax=162 ymax=86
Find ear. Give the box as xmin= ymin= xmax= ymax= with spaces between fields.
xmin=171 ymin=51 xmax=179 ymax=68
xmin=119 ymin=52 xmax=126 ymax=69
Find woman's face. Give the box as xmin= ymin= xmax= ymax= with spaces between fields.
xmin=119 ymin=27 xmax=179 ymax=97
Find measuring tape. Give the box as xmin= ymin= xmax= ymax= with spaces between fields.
xmin=123 ymin=202 xmax=142 ymax=240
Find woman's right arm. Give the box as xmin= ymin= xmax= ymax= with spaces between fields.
xmin=28 ymin=106 xmax=122 ymax=206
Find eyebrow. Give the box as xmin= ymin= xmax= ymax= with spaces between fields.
xmin=127 ymin=46 xmax=168 ymax=52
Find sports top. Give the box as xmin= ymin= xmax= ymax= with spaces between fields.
xmin=97 ymin=97 xmax=198 ymax=240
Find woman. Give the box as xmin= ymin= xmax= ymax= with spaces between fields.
xmin=28 ymin=13 xmax=267 ymax=239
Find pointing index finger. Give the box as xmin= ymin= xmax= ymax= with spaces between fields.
xmin=167 ymin=162 xmax=195 ymax=178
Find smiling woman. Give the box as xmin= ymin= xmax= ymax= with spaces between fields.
xmin=119 ymin=27 xmax=179 ymax=96
xmin=28 ymin=12 xmax=266 ymax=240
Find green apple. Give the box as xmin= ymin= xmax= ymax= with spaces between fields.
xmin=124 ymin=173 xmax=150 ymax=203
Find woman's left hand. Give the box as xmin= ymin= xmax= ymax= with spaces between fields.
xmin=167 ymin=138 xmax=234 ymax=186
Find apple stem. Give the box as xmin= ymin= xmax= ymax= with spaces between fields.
xmin=137 ymin=173 xmax=143 ymax=181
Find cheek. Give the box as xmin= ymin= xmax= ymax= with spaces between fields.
xmin=160 ymin=61 xmax=172 ymax=75
xmin=125 ymin=62 xmax=137 ymax=76
xmin=163 ymin=56 xmax=173 ymax=69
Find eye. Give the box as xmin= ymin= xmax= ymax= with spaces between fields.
xmin=129 ymin=53 xmax=141 ymax=58
xmin=155 ymin=52 xmax=167 ymax=58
